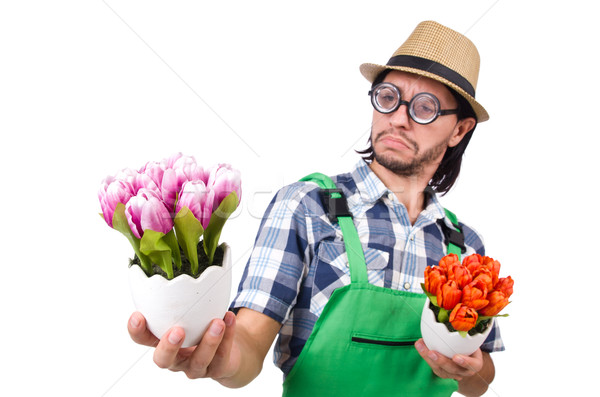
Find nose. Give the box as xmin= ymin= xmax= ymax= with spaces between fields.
xmin=388 ymin=102 xmax=411 ymax=128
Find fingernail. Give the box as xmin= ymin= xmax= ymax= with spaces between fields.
xmin=130 ymin=314 xmax=140 ymax=329
xmin=428 ymin=351 xmax=438 ymax=362
xmin=224 ymin=312 xmax=234 ymax=327
xmin=168 ymin=328 xmax=184 ymax=345
xmin=454 ymin=356 xmax=465 ymax=365
xmin=209 ymin=322 xmax=224 ymax=337
xmin=415 ymin=341 xmax=425 ymax=353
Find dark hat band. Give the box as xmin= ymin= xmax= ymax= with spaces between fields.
xmin=387 ymin=55 xmax=475 ymax=97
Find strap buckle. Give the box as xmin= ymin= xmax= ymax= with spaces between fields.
xmin=437 ymin=218 xmax=466 ymax=254
xmin=319 ymin=189 xmax=352 ymax=223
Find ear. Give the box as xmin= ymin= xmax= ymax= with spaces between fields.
xmin=448 ymin=117 xmax=476 ymax=147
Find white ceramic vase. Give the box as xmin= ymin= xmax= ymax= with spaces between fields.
xmin=420 ymin=298 xmax=492 ymax=358
xmin=129 ymin=243 xmax=232 ymax=348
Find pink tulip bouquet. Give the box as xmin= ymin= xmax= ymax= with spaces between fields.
xmin=99 ymin=153 xmax=241 ymax=279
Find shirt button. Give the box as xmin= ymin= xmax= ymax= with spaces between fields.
xmin=403 ymin=282 xmax=411 ymax=290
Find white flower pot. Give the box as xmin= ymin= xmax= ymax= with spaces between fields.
xmin=420 ymin=298 xmax=493 ymax=358
xmin=128 ymin=243 xmax=232 ymax=348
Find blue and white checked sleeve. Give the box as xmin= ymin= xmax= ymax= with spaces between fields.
xmin=230 ymin=182 xmax=315 ymax=323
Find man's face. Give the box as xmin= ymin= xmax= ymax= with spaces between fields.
xmin=370 ymin=71 xmax=466 ymax=178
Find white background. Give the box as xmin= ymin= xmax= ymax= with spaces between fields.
xmin=1 ymin=1 xmax=598 ymax=396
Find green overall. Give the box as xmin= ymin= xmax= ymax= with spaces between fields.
xmin=282 ymin=173 xmax=462 ymax=397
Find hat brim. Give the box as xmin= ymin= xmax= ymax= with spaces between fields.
xmin=360 ymin=63 xmax=489 ymax=122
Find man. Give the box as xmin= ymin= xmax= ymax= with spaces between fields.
xmin=129 ymin=21 xmax=503 ymax=396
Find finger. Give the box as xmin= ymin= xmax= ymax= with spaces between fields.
xmin=430 ymin=351 xmax=480 ymax=380
xmin=153 ymin=327 xmax=186 ymax=370
xmin=414 ymin=338 xmax=429 ymax=360
xmin=128 ymin=312 xmax=159 ymax=347
xmin=185 ymin=319 xmax=226 ymax=379
xmin=415 ymin=339 xmax=464 ymax=381
xmin=206 ymin=311 xmax=236 ymax=379
xmin=452 ymin=349 xmax=483 ymax=377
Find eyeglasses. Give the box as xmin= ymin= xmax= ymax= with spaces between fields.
xmin=368 ymin=82 xmax=459 ymax=125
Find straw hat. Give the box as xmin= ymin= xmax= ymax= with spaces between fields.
xmin=360 ymin=21 xmax=488 ymax=122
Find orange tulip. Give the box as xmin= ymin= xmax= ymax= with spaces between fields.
xmin=495 ymin=276 xmax=514 ymax=299
xmin=482 ymin=256 xmax=501 ymax=287
xmin=462 ymin=253 xmax=482 ymax=274
xmin=462 ymin=280 xmax=489 ymax=310
xmin=424 ymin=266 xmax=447 ymax=295
xmin=472 ymin=267 xmax=494 ymax=292
xmin=447 ymin=264 xmax=473 ymax=289
xmin=438 ymin=253 xmax=460 ymax=271
xmin=479 ymin=291 xmax=509 ymax=316
xmin=436 ymin=280 xmax=462 ymax=310
xmin=450 ymin=303 xmax=478 ymax=332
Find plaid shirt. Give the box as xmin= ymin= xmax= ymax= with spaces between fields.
xmin=231 ymin=160 xmax=504 ymax=377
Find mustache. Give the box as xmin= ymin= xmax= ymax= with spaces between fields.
xmin=373 ymin=130 xmax=419 ymax=152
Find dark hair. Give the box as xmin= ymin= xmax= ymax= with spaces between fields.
xmin=356 ymin=70 xmax=477 ymax=195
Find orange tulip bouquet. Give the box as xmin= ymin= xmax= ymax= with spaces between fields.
xmin=419 ymin=253 xmax=513 ymax=357
xmin=421 ymin=253 xmax=513 ymax=337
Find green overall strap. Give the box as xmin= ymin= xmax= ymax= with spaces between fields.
xmin=443 ymin=208 xmax=464 ymax=260
xmin=300 ymin=173 xmax=368 ymax=284
xmin=301 ymin=172 xmax=465 ymax=269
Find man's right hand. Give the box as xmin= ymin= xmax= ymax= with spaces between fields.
xmin=127 ymin=308 xmax=280 ymax=387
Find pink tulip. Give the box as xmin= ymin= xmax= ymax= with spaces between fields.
xmin=111 ymin=167 xmax=150 ymax=194
xmin=162 ymin=152 xmax=202 ymax=170
xmin=139 ymin=160 xmax=163 ymax=174
xmin=139 ymin=161 xmax=165 ymax=189
xmin=162 ymin=152 xmax=185 ymax=169
xmin=125 ymin=188 xmax=173 ymax=238
xmin=176 ymin=180 xmax=215 ymax=229
xmin=98 ymin=176 xmax=135 ymax=227
xmin=113 ymin=168 xmax=139 ymax=187
xmin=160 ymin=168 xmax=181 ymax=211
xmin=169 ymin=153 xmax=195 ymax=169
xmin=161 ymin=159 xmax=209 ymax=210
xmin=136 ymin=173 xmax=161 ymax=198
xmin=207 ymin=164 xmax=242 ymax=209
xmin=176 ymin=160 xmax=209 ymax=184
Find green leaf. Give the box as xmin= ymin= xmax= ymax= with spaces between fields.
xmin=420 ymin=283 xmax=438 ymax=306
xmin=437 ymin=307 xmax=449 ymax=323
xmin=173 ymin=206 xmax=204 ymax=275
xmin=110 ymin=203 xmax=152 ymax=275
xmin=203 ymin=191 xmax=238 ymax=264
xmin=458 ymin=331 xmax=468 ymax=338
xmin=163 ymin=229 xmax=181 ymax=271
xmin=140 ymin=229 xmax=174 ymax=279
xmin=475 ymin=313 xmax=509 ymax=328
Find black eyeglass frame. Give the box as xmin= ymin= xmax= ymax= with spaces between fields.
xmin=368 ymin=82 xmax=459 ymax=125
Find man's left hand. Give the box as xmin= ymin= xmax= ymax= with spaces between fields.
xmin=415 ymin=338 xmax=495 ymax=396
xmin=414 ymin=338 xmax=483 ymax=381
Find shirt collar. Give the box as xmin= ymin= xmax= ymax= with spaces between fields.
xmin=351 ymin=159 xmax=447 ymax=222
xmin=351 ymin=159 xmax=388 ymax=204
xmin=422 ymin=187 xmax=447 ymax=223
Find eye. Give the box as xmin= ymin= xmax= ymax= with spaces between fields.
xmin=376 ymin=87 xmax=398 ymax=109
xmin=412 ymin=95 xmax=438 ymax=118
xmin=380 ymin=94 xmax=396 ymax=105
xmin=415 ymin=103 xmax=435 ymax=115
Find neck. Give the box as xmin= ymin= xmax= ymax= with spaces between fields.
xmin=369 ymin=159 xmax=434 ymax=224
